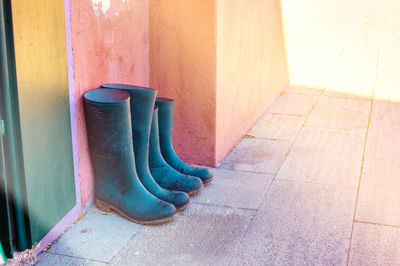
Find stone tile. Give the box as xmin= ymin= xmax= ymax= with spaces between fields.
xmin=356 ymin=100 xmax=400 ymax=225
xmin=47 ymin=208 xmax=141 ymax=262
xmin=230 ymin=180 xmax=356 ymax=265
xmin=325 ymin=70 xmax=376 ymax=100
xmin=220 ymin=138 xmax=292 ymax=174
xmin=356 ymin=183 xmax=400 ymax=226
xmin=267 ymin=92 xmax=318 ymax=116
xmin=110 ymin=204 xmax=255 ymax=266
xmin=284 ymin=85 xmax=323 ymax=95
xmin=306 ymin=95 xmax=371 ymax=131
xmin=323 ymin=89 xmax=373 ymax=100
xmin=192 ymin=168 xmax=274 ymax=210
xmin=349 ymin=223 xmax=400 ymax=265
xmin=356 ymin=155 xmax=400 ymax=225
xmin=276 ymin=127 xmax=365 ymax=187
xmin=37 ymin=253 xmax=107 ymax=266
xmin=248 ymin=113 xmax=306 ymax=141
xmin=365 ymin=100 xmax=400 ymax=158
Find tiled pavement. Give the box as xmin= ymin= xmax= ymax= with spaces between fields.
xmin=36 ymin=84 xmax=400 ymax=265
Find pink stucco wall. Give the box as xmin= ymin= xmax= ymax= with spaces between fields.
xmin=70 ymin=0 xmax=149 ymax=209
xmin=149 ymin=0 xmax=217 ymax=166
xmin=71 ymin=0 xmax=289 ymax=208
xmin=216 ymin=0 xmax=289 ymax=162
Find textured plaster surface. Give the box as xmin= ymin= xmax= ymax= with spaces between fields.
xmin=216 ymin=0 xmax=289 ymax=163
xmin=38 ymin=88 xmax=400 ymax=265
xmin=149 ymin=0 xmax=217 ymax=166
xmin=71 ymin=0 xmax=150 ymax=208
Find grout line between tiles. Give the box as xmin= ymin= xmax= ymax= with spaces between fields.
xmin=227 ymin=207 xmax=258 ymax=266
xmin=345 ymin=51 xmax=378 ymax=266
xmin=270 ymin=86 xmax=324 ymax=185
xmin=216 ymin=166 xmax=278 ymax=176
xmin=354 ymin=220 xmax=400 ymax=229
xmin=227 ymin=88 xmax=324 ymax=265
xmin=44 ymin=251 xmax=109 ymax=264
xmin=189 ymin=201 xmax=259 ymax=212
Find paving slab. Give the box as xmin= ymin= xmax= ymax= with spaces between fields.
xmin=230 ymin=180 xmax=356 ymax=266
xmin=276 ymin=127 xmax=365 ymax=187
xmin=46 ymin=208 xmax=141 ymax=263
xmin=37 ymin=253 xmax=107 ymax=266
xmin=364 ymin=100 xmax=400 ymax=158
xmin=324 ymin=66 xmax=376 ymax=100
xmin=191 ymin=168 xmax=274 ymax=210
xmin=248 ymin=113 xmax=306 ymax=141
xmin=323 ymin=88 xmax=374 ymax=100
xmin=267 ymin=92 xmax=318 ymax=116
xmin=220 ymin=138 xmax=292 ymax=174
xmin=306 ymin=95 xmax=371 ymax=131
xmin=110 ymin=204 xmax=255 ymax=266
xmin=348 ymin=222 xmax=400 ymax=265
xmin=284 ymin=85 xmax=323 ymax=95
xmin=356 ymin=100 xmax=400 ymax=225
xmin=356 ymin=154 xmax=400 ymax=225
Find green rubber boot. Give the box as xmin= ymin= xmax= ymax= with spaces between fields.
xmin=0 ymin=241 xmax=6 ymax=264
xmin=156 ymin=97 xmax=214 ymax=184
xmin=149 ymin=107 xmax=204 ymax=196
xmin=84 ymin=88 xmax=176 ymax=224
xmin=101 ymin=84 xmax=190 ymax=210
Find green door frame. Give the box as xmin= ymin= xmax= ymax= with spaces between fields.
xmin=0 ymin=0 xmax=30 ymax=253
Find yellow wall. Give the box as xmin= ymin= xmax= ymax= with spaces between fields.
xmin=11 ymin=0 xmax=76 ymax=243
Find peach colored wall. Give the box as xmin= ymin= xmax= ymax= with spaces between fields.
xmin=149 ymin=0 xmax=217 ymax=166
xmin=71 ymin=0 xmax=149 ymax=209
xmin=215 ymin=0 xmax=289 ymax=162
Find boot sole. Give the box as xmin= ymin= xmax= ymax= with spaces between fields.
xmin=96 ymin=199 xmax=176 ymax=225
xmin=187 ymin=185 xmax=204 ymax=196
xmin=175 ymin=201 xmax=190 ymax=212
xmin=202 ymin=176 xmax=214 ymax=185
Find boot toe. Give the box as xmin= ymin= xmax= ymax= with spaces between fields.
xmin=172 ymin=191 xmax=190 ymax=210
xmin=154 ymin=201 xmax=177 ymax=221
xmin=189 ymin=167 xmax=213 ymax=182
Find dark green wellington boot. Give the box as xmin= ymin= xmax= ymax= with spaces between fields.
xmin=150 ymin=107 xmax=204 ymax=196
xmin=84 ymin=88 xmax=176 ymax=224
xmin=156 ymin=97 xmax=214 ymax=184
xmin=101 ymin=84 xmax=190 ymax=210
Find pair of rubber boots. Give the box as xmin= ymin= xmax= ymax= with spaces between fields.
xmin=83 ymin=84 xmax=213 ymax=225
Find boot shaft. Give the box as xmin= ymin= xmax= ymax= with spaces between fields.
xmin=155 ymin=97 xmax=175 ymax=147
xmin=149 ymin=107 xmax=165 ymax=167
xmin=83 ymin=88 xmax=137 ymax=196
xmin=102 ymin=84 xmax=156 ymax=172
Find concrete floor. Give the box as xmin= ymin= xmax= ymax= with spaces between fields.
xmin=36 ymin=83 xmax=400 ymax=265
xmin=33 ymin=1 xmax=400 ymax=264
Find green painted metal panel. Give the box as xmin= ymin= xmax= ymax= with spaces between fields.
xmin=0 ymin=129 xmax=12 ymax=258
xmin=0 ymin=3 xmax=13 ymax=256
xmin=10 ymin=0 xmax=76 ymax=246
xmin=0 ymin=0 xmax=29 ymax=252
